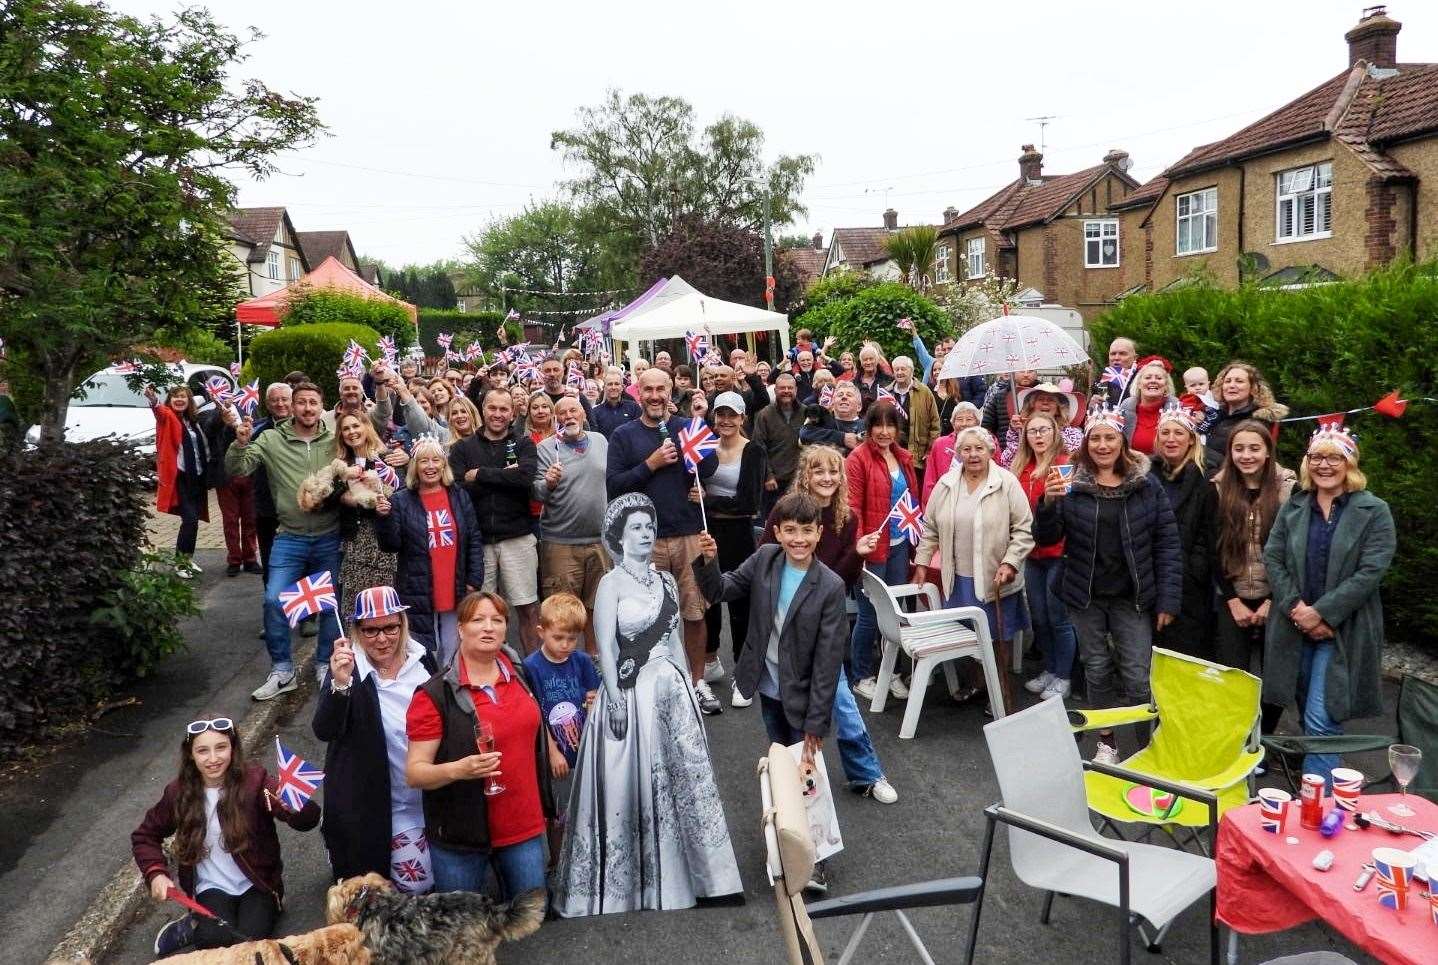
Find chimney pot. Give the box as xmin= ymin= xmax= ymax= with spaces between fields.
xmin=943 ymin=206 xmax=959 ymax=224
xmin=1346 ymin=6 xmax=1400 ymax=68
xmin=1018 ymin=144 xmax=1044 ymax=184
xmin=812 ymin=231 xmax=824 ymax=250
xmin=882 ymin=208 xmax=898 ymax=230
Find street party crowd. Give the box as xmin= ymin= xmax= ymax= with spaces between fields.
xmin=131 ymin=325 xmax=1395 ymax=957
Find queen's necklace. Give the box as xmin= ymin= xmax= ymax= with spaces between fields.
xmin=620 ymin=559 xmax=657 ymax=587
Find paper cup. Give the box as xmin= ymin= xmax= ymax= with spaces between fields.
xmin=1373 ymin=847 xmax=1417 ymax=910
xmin=1258 ymin=788 xmax=1292 ymax=834
xmin=1331 ymin=767 xmax=1364 ymax=811
xmin=1056 ymin=464 xmax=1075 ymax=493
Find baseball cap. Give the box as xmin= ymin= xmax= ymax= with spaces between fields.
xmin=713 ymin=391 xmax=746 ymax=415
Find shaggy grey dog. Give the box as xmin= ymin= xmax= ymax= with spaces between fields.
xmin=326 ymin=873 xmax=545 ymax=965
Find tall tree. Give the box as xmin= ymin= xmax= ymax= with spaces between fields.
xmin=638 ymin=217 xmax=805 ymax=313
xmin=0 ymin=0 xmax=322 ymax=442
xmin=463 ymin=201 xmax=627 ymax=316
xmin=884 ymin=226 xmax=939 ymax=290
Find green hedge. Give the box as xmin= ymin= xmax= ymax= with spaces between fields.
xmin=244 ymin=322 xmax=381 ymax=405
xmin=417 ymin=309 xmax=518 ymax=358
xmin=281 ymin=288 xmax=415 ymax=351
xmin=1089 ymin=261 xmax=1438 ymax=647
xmin=796 ymin=281 xmax=950 ymax=361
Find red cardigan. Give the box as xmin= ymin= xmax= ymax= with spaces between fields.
xmin=845 ymin=439 xmax=918 ymax=565
xmin=1015 ymin=458 xmax=1067 ymax=561
xmin=131 ymin=764 xmax=319 ymax=904
xmin=151 ymin=404 xmax=210 ymax=522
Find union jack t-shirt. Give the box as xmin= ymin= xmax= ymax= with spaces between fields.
xmin=419 ymin=488 xmax=458 ymax=612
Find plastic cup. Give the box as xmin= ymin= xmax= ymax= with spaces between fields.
xmin=1331 ymin=767 xmax=1364 ymax=811
xmin=1372 ymin=847 xmax=1417 ymax=910
xmin=1056 ymin=464 xmax=1075 ymax=493
xmin=1258 ymin=788 xmax=1292 ymax=834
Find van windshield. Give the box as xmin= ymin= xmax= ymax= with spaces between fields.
xmin=72 ymin=374 xmax=149 ymax=408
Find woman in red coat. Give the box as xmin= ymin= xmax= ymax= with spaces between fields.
xmin=845 ymin=404 xmax=918 ymax=703
xmin=146 ymin=383 xmax=213 ymax=578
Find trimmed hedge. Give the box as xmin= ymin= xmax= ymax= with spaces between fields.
xmin=244 ymin=322 xmax=381 ymax=404
xmin=1089 ymin=261 xmax=1438 ymax=647
xmin=281 ymin=288 xmax=415 ymax=352
xmin=796 ymin=281 xmax=950 ymax=361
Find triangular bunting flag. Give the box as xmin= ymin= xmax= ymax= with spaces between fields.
xmin=1373 ymin=390 xmax=1407 ymax=418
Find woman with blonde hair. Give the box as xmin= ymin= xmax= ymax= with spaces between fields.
xmin=525 ymin=393 xmax=555 ymax=444
xmin=425 ymin=378 xmax=454 ymax=415
xmin=331 ymin=411 xmax=397 ymax=630
xmin=445 ymin=396 xmax=480 ymax=445
xmin=1203 ymin=361 xmax=1288 ymax=475
xmin=1011 ymin=411 xmax=1076 ymax=699
xmin=1147 ymin=404 xmax=1214 ymax=659
xmin=1262 ymin=427 xmax=1395 ymax=783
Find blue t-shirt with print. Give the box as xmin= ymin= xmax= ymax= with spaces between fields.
xmin=522 ymin=649 xmax=601 ymax=766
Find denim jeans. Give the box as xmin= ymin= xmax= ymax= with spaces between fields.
xmin=1069 ymin=596 xmax=1153 ymax=710
xmin=849 ymin=541 xmax=910 ymax=682
xmin=263 ymin=532 xmax=342 ymax=674
xmin=1297 ymin=641 xmax=1344 ymax=783
xmin=759 ymin=677 xmax=885 ymax=789
xmin=1025 ymin=557 xmax=1077 ymax=681
xmin=429 ymin=835 xmax=548 ymax=902
xmin=174 ymin=472 xmax=207 ymax=557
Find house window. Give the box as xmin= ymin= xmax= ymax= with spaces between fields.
xmin=934 ymin=244 xmax=951 ymax=284
xmin=966 ymin=238 xmax=985 ymax=279
xmin=287 ymin=256 xmax=302 ymax=281
xmin=266 ymin=251 xmax=280 ymax=280
xmin=1176 ymin=188 xmax=1218 ymax=255
xmin=1084 ymin=220 xmax=1120 ymax=267
xmin=1276 ymin=161 xmax=1333 ymax=241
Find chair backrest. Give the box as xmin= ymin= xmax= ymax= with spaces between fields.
xmin=1141 ymin=648 xmax=1261 ymax=780
xmin=759 ymin=745 xmax=824 ymax=965
xmin=860 ymin=568 xmax=906 ymax=648
xmin=1398 ymin=675 xmax=1438 ymax=797
xmin=982 ymin=698 xmax=1095 ymax=880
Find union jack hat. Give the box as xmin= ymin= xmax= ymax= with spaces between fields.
xmin=1084 ymin=403 xmax=1126 ymax=436
xmin=1156 ymin=400 xmax=1199 ymax=433
xmin=353 ymin=585 xmax=409 ymax=622
xmin=1308 ymin=425 xmax=1359 ymax=461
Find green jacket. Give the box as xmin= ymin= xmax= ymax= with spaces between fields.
xmin=1261 ymin=489 xmax=1396 ymax=722
xmin=224 ymin=418 xmax=340 ymax=536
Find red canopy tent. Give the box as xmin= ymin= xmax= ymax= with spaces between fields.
xmin=235 ymin=256 xmax=417 ymax=327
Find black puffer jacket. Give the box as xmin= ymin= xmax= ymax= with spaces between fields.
xmin=1149 ymin=460 xmax=1215 ymax=657
xmin=1203 ymin=399 xmax=1288 ymax=478
xmin=374 ymin=484 xmax=485 ymax=651
xmin=1034 ymin=454 xmax=1183 ymax=614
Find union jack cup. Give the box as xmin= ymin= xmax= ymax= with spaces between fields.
xmin=1372 ymin=847 xmax=1417 ymax=911
xmin=1257 ymin=787 xmax=1291 ymax=834
xmin=1330 ymin=767 xmax=1364 ymax=811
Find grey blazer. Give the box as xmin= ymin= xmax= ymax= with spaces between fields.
xmin=693 ymin=544 xmax=848 ymax=737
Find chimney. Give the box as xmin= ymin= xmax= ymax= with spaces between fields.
xmin=882 ymin=208 xmax=898 ymax=230
xmin=1018 ymin=144 xmax=1044 ymax=184
xmin=1103 ymin=148 xmax=1133 ymax=173
xmin=812 ymin=231 xmax=824 ymax=250
xmin=943 ymin=206 xmax=958 ymax=224
xmin=1346 ymin=6 xmax=1400 ymax=68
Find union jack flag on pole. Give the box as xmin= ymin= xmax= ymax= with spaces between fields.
xmin=436 ymin=332 xmax=454 ymax=351
xmin=233 ymin=380 xmax=261 ymax=417
xmin=819 ymin=384 xmax=835 ymax=409
xmin=684 ymin=330 xmax=710 ymax=364
xmin=229 ymin=361 xmax=242 ymax=378
xmin=274 ymin=738 xmax=324 ymax=811
xmin=566 ymin=362 xmax=585 ymax=388
xmin=342 ymin=339 xmax=369 ymax=371
xmin=678 ymin=417 xmax=718 ymax=473
xmin=876 ymin=385 xmax=907 ymax=419
xmin=205 ymin=375 xmax=233 ymax=402
xmin=277 ymin=571 xmax=337 ymax=628
xmin=378 ymin=335 xmax=398 ymax=366
xmin=887 ymin=490 xmax=924 ymax=545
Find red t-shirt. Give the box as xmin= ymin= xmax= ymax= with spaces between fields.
xmin=405 ymin=653 xmax=546 ymax=848
xmin=419 ymin=487 xmax=458 ymax=613
xmin=1016 ymin=457 xmax=1066 ymax=560
xmin=1130 ymin=400 xmax=1163 ymax=455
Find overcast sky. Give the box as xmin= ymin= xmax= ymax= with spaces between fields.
xmin=112 ymin=1 xmax=1438 ymax=268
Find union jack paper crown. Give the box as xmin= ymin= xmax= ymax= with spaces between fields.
xmin=353 ymin=585 xmax=409 ymax=622
xmin=1156 ymin=401 xmax=1199 ymax=432
xmin=1084 ymin=403 xmax=1125 ymax=435
xmin=411 ymin=432 xmax=445 ymax=457
xmin=1307 ymin=425 xmax=1358 ymax=460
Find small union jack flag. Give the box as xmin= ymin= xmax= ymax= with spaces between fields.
xmin=465 ymin=340 xmax=483 ymax=362
xmin=505 ymin=309 xmax=521 ymax=322
xmin=343 ymin=339 xmax=369 ymax=371
xmin=888 ymin=490 xmax=924 ymax=545
xmin=819 ymin=385 xmax=835 ymax=408
xmin=277 ymin=571 xmax=337 ymax=628
xmin=273 ymin=738 xmax=324 ymax=811
xmin=372 ymin=459 xmax=401 ymax=489
xmin=426 ymin=508 xmax=455 ymax=549
xmin=566 ymin=362 xmax=584 ymax=388
xmin=205 ymin=374 xmax=233 ymax=402
xmin=876 ymin=385 xmax=907 ymax=419
xmin=112 ymin=359 xmax=141 ymax=374
xmin=513 ymin=358 xmax=539 ymax=383
xmin=1102 ymin=364 xmax=1133 ymax=389
xmin=233 ymin=380 xmax=260 ymax=417
xmin=229 ymin=361 xmax=242 ymax=378
xmin=378 ymin=335 xmax=397 ymax=365
xmin=436 ymin=332 xmax=454 ymax=350
xmin=684 ymin=330 xmax=709 ymax=363
xmin=678 ymin=417 xmax=718 ymax=473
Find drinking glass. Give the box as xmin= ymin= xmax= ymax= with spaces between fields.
xmin=475 ymin=719 xmax=505 ymax=796
xmin=1388 ymin=744 xmax=1421 ymax=817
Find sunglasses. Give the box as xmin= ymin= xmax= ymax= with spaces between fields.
xmin=187 ymin=717 xmax=234 ymax=736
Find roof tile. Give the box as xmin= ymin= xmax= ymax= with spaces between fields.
xmin=227 ymin=207 xmax=287 ymax=264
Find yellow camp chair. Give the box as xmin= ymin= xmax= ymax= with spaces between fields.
xmin=1069 ymin=647 xmax=1264 ymax=853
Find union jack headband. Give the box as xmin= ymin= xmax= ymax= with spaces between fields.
xmin=1084 ymin=403 xmax=1125 ymax=435
xmin=1308 ymin=425 xmax=1358 ymax=461
xmin=1157 ymin=402 xmax=1199 ymax=433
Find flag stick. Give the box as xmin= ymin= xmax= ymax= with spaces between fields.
xmin=694 ymin=467 xmax=709 ymax=533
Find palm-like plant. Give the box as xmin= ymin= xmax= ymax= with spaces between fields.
xmin=884 ymin=225 xmax=939 ymax=289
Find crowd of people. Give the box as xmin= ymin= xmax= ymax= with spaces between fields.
xmin=133 ymin=328 xmax=1396 ymax=956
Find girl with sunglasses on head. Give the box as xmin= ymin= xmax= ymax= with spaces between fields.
xmin=132 ymin=717 xmax=319 ymax=957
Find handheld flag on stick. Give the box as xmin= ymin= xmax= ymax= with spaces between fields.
xmin=232 ymin=380 xmax=260 ymax=417
xmin=678 ymin=417 xmax=718 ymax=532
xmin=229 ymin=361 xmax=242 ymax=378
xmin=277 ymin=571 xmax=337 ymax=628
xmin=876 ymin=385 xmax=907 ymax=419
xmin=342 ymin=339 xmax=369 ymax=371
xmin=378 ymin=335 xmax=398 ymax=366
xmin=684 ymin=330 xmax=710 ymax=364
xmin=205 ymin=375 xmax=233 ymax=402
xmin=274 ymin=738 xmax=324 ymax=810
xmin=819 ymin=384 xmax=835 ymax=409
xmin=887 ymin=490 xmax=924 ymax=545
xmin=436 ymin=332 xmax=454 ymax=352
xmin=566 ymin=362 xmax=585 ymax=389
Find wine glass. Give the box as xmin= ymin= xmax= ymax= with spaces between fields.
xmin=475 ymin=719 xmax=505 ymax=797
xmin=1388 ymin=743 xmax=1422 ymax=817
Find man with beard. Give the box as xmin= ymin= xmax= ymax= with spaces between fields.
xmin=751 ymin=372 xmax=804 ymax=520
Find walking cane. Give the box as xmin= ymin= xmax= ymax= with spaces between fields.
xmin=991 ymin=580 xmax=1011 ymax=716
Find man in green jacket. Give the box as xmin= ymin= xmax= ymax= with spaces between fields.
xmin=225 ymin=381 xmax=343 ymax=700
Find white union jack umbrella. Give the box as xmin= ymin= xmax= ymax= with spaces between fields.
xmin=936 ymin=314 xmax=1086 ymax=379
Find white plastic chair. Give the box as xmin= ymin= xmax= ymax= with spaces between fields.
xmin=861 ymin=570 xmax=1004 ymax=738
xmin=972 ymin=698 xmax=1219 ymax=965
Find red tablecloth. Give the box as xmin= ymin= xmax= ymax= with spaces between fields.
xmin=1217 ymin=792 xmax=1438 ymax=965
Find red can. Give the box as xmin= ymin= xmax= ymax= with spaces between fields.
xmin=1300 ymin=773 xmax=1326 ymax=830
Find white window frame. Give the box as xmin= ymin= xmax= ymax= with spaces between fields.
xmin=966 ymin=237 xmax=985 ymax=279
xmin=1275 ymin=161 xmax=1333 ymax=243
xmin=1175 ymin=187 xmax=1218 ymax=256
xmin=934 ymin=243 xmax=951 ymax=284
xmin=1084 ymin=219 xmax=1120 ymax=268
xmin=266 ymin=250 xmax=280 ymax=280
xmin=287 ymin=256 xmax=302 ymax=282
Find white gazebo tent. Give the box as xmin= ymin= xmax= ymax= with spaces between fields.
xmin=607 ymin=275 xmax=790 ymax=365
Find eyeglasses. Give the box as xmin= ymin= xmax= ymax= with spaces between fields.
xmin=187 ymin=717 xmax=234 ymax=736
xmin=1026 ymin=426 xmax=1055 ymax=435
xmin=1309 ymin=454 xmax=1347 ymax=466
xmin=358 ymin=623 xmax=404 ymax=639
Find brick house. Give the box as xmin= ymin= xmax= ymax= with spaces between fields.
xmin=782 ymin=232 xmax=829 ymax=291
xmin=933 ymin=146 xmax=1144 ymax=319
xmin=1129 ymin=7 xmax=1438 ymax=291
xmin=822 ymin=210 xmax=903 ymax=279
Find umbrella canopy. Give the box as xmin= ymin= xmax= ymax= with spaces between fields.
xmin=235 ymin=256 xmax=417 ymax=327
xmin=937 ymin=314 xmax=1087 ymax=379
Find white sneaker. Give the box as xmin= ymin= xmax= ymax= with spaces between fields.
xmin=251 ymin=670 xmax=297 ymax=701
xmin=888 ymin=676 xmax=910 ymax=700
xmin=730 ymin=683 xmax=752 ymax=708
xmin=1093 ymin=742 xmax=1120 ymax=765
xmin=694 ymin=680 xmax=722 ymax=715
xmin=865 ymin=778 xmax=898 ymax=804
xmin=1024 ymin=670 xmax=1055 ymax=694
xmin=1040 ymin=678 xmax=1072 ymax=701
xmin=853 ymin=677 xmax=879 ymax=702
xmin=703 ymin=657 xmax=725 ymax=684
xmin=174 ymin=559 xmax=201 ymax=580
